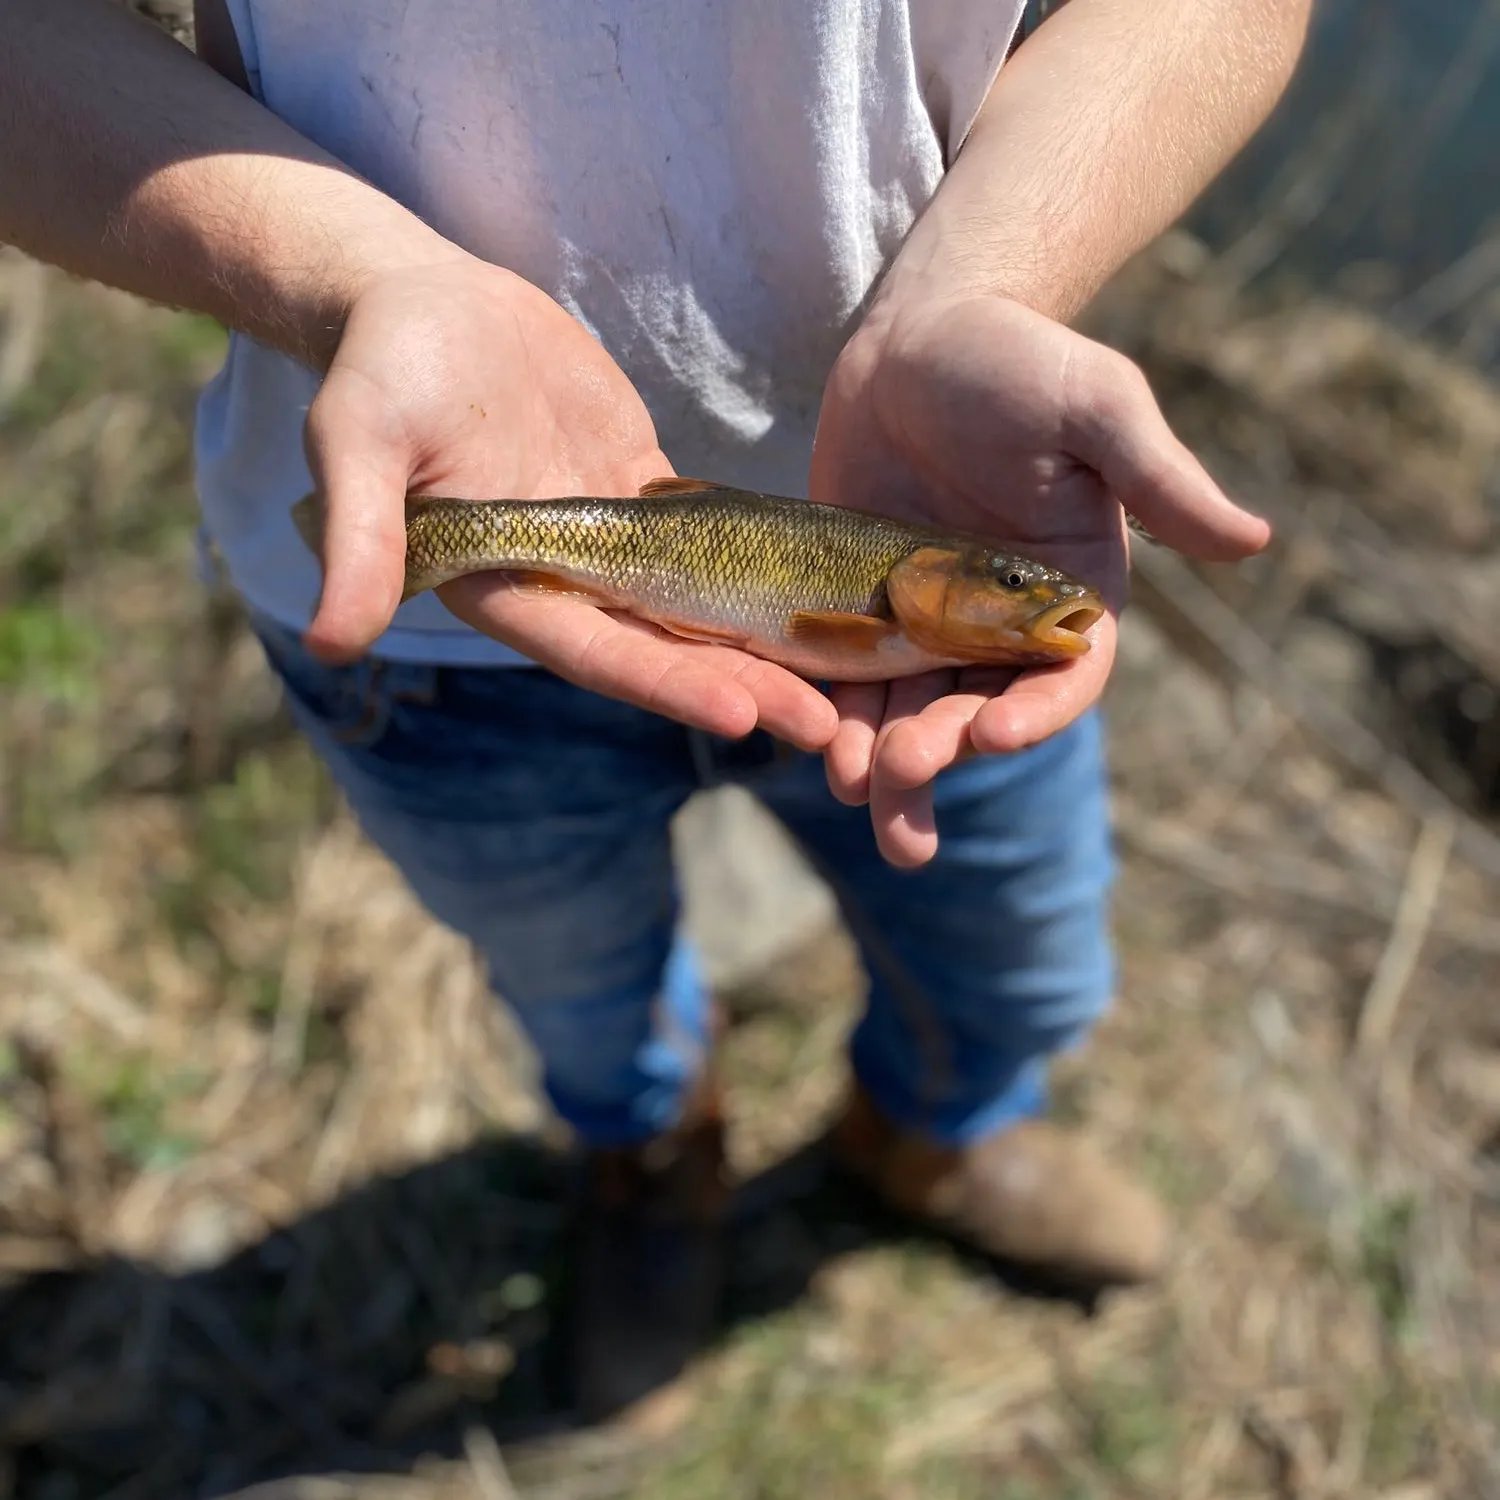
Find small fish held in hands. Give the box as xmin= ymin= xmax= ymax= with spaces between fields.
xmin=291 ymin=478 xmax=1105 ymax=682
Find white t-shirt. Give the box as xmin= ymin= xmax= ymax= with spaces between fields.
xmin=195 ymin=0 xmax=1027 ymax=665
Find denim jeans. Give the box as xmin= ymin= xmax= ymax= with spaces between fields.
xmin=251 ymin=613 xmax=1117 ymax=1147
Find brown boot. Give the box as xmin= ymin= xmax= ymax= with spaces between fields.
xmin=569 ymin=1071 xmax=731 ymax=1425
xmin=829 ymin=1085 xmax=1169 ymax=1289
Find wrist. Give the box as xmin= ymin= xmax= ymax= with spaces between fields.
xmin=215 ymin=179 xmax=471 ymax=370
xmin=869 ymin=217 xmax=1097 ymax=334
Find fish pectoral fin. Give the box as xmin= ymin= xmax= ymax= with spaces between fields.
xmin=661 ymin=620 xmax=751 ymax=648
xmin=784 ymin=609 xmax=895 ymax=651
xmin=637 ymin=476 xmax=734 ymax=498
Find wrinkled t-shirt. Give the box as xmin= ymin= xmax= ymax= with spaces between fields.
xmin=195 ymin=0 xmax=1027 ymax=664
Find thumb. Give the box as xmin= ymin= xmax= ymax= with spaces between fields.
xmin=300 ymin=365 xmax=411 ymax=663
xmin=1065 ymin=348 xmax=1272 ymax=561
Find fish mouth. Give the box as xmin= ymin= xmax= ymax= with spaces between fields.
xmin=1026 ymin=597 xmax=1105 ymax=654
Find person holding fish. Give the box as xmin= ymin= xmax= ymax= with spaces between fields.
xmin=4 ymin=0 xmax=1310 ymax=1421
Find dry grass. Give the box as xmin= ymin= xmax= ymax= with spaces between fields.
xmin=1 ymin=236 xmax=1498 ymax=1500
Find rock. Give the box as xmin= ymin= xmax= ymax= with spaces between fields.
xmin=671 ymin=785 xmax=839 ymax=993
xmin=1257 ymin=1082 xmax=1366 ymax=1252
xmin=161 ymin=1195 xmax=245 ymax=1272
xmin=1281 ymin=618 xmax=1373 ymax=719
xmin=1110 ymin=608 xmax=1237 ymax=760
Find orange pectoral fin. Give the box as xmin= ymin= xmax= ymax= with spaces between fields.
xmin=784 ymin=609 xmax=895 ymax=652
xmin=660 ymin=620 xmax=752 ymax=648
xmin=637 ymin=476 xmax=733 ymax=498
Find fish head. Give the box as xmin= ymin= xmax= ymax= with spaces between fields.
xmin=885 ymin=544 xmax=1105 ymax=663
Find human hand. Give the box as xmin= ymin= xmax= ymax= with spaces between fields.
xmin=301 ymin=251 xmax=838 ymax=751
xmin=809 ymin=293 xmax=1270 ymax=867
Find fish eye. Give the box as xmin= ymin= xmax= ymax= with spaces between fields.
xmin=988 ymin=557 xmax=1031 ymax=589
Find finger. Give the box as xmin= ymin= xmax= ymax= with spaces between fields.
xmin=969 ymin=622 xmax=1117 ymax=754
xmin=873 ymin=694 xmax=982 ymax=790
xmin=1064 ymin=348 xmax=1271 ymax=562
xmin=301 ymin=366 xmax=411 ymax=663
xmin=823 ymin=682 xmax=888 ymax=805
xmin=440 ymin=579 xmax=839 ymax=749
xmin=867 ymin=776 xmax=938 ymax=868
xmin=865 ymin=672 xmax=953 ymax=868
xmin=871 ymin=667 xmax=1018 ymax=790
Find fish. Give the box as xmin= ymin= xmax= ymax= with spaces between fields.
xmin=290 ymin=477 xmax=1105 ymax=683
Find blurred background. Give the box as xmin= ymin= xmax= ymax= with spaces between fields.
xmin=2 ymin=2 xmax=1498 ymax=1497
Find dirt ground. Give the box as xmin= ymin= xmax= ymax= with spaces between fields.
xmin=1 ymin=94 xmax=1498 ymax=1497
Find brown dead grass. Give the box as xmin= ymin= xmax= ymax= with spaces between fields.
xmin=1 ymin=238 xmax=1498 ymax=1499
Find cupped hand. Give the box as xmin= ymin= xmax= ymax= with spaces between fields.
xmin=301 ymin=251 xmax=837 ymax=751
xmin=809 ymin=293 xmax=1270 ymax=868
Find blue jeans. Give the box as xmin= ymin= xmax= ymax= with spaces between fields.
xmin=251 ymin=614 xmax=1117 ymax=1148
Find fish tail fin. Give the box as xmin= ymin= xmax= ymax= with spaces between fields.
xmin=290 ymin=491 xmax=324 ymax=561
xmin=295 ymin=490 xmax=438 ymax=590
xmin=297 ymin=489 xmax=441 ymax=543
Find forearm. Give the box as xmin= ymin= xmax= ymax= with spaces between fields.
xmin=877 ymin=0 xmax=1313 ymax=323
xmin=0 ymin=0 xmax=460 ymax=369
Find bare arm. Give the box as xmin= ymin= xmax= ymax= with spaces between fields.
xmin=812 ymin=0 xmax=1310 ymax=864
xmin=0 ymin=0 xmax=457 ymax=369
xmin=0 ymin=0 xmax=840 ymax=752
xmin=878 ymin=0 xmax=1315 ymax=322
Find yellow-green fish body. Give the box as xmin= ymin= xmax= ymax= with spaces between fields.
xmin=293 ymin=479 xmax=1104 ymax=682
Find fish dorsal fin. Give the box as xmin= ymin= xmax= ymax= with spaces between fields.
xmin=638 ymin=476 xmax=732 ymax=498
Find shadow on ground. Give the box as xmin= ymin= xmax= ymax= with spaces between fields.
xmin=1 ymin=1114 xmax=1102 ymax=1500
